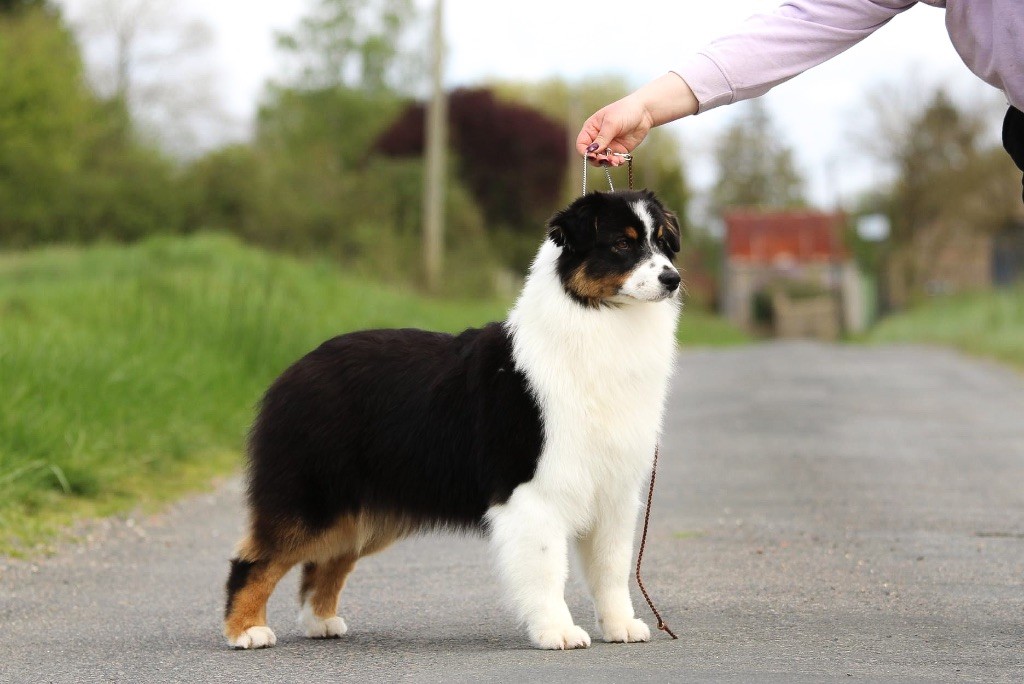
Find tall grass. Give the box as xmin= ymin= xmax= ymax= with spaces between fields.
xmin=0 ymin=234 xmax=748 ymax=553
xmin=867 ymin=286 xmax=1024 ymax=370
xmin=0 ymin=234 xmax=509 ymax=553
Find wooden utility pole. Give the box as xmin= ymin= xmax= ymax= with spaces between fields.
xmin=422 ymin=0 xmax=447 ymax=293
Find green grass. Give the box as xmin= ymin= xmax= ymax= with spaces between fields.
xmin=677 ymin=306 xmax=751 ymax=347
xmin=0 ymin=234 xmax=747 ymax=555
xmin=0 ymin=234 xmax=511 ymax=555
xmin=866 ymin=286 xmax=1024 ymax=371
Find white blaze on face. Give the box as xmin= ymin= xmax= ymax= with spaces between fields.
xmin=616 ymin=200 xmax=679 ymax=302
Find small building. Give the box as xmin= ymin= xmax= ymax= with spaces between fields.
xmin=722 ymin=209 xmax=866 ymax=339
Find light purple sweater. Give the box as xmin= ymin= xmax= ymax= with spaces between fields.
xmin=674 ymin=0 xmax=1023 ymax=112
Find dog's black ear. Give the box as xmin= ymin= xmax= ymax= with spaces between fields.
xmin=662 ymin=210 xmax=682 ymax=253
xmin=547 ymin=193 xmax=601 ymax=252
xmin=642 ymin=189 xmax=682 ymax=254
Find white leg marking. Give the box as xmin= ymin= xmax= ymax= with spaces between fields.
xmin=228 ymin=625 xmax=277 ymax=649
xmin=298 ymin=601 xmax=348 ymax=639
xmin=488 ymin=489 xmax=591 ymax=650
xmin=577 ymin=496 xmax=651 ymax=644
xmin=532 ymin=624 xmax=593 ymax=650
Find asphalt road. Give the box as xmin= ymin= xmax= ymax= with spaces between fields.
xmin=2 ymin=342 xmax=1023 ymax=683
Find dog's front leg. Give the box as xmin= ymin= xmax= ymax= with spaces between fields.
xmin=576 ymin=495 xmax=651 ymax=643
xmin=487 ymin=487 xmax=591 ymax=650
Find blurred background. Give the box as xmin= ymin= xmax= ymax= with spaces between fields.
xmin=2 ymin=0 xmax=1023 ymax=551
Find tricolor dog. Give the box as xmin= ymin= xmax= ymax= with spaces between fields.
xmin=224 ymin=189 xmax=682 ymax=650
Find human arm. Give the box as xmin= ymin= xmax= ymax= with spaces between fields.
xmin=576 ymin=73 xmax=698 ymax=164
xmin=577 ymin=0 xmax=918 ymax=163
xmin=679 ymin=0 xmax=918 ymax=113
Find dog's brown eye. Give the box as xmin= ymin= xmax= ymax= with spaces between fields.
xmin=614 ymin=238 xmax=630 ymax=251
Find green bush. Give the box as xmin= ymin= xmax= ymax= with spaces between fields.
xmin=0 ymin=9 xmax=186 ymax=246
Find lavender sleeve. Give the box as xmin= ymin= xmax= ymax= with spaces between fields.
xmin=674 ymin=0 xmax=918 ymax=113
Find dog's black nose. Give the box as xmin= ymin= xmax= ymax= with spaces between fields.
xmin=658 ymin=269 xmax=681 ymax=292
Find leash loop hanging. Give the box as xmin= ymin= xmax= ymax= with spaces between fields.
xmin=582 ymin=149 xmax=634 ymax=194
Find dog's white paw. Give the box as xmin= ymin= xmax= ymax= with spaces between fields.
xmin=299 ymin=610 xmax=348 ymax=639
xmin=228 ymin=625 xmax=277 ymax=649
xmin=601 ymin=617 xmax=651 ymax=643
xmin=531 ymin=624 xmax=592 ymax=650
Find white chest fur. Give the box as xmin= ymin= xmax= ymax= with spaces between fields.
xmin=505 ymin=241 xmax=680 ymax=531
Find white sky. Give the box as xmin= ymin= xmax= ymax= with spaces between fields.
xmin=58 ymin=0 xmax=1008 ymax=209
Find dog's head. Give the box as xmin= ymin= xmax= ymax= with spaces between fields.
xmin=547 ymin=190 xmax=682 ymax=307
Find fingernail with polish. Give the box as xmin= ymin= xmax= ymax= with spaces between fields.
xmin=586 ymin=142 xmax=600 ymax=153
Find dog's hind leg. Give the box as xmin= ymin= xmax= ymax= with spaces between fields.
xmin=224 ymin=551 xmax=294 ymax=649
xmin=297 ymin=555 xmax=357 ymax=638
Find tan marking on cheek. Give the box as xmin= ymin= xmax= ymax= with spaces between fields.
xmin=624 ymin=227 xmax=639 ymax=240
xmin=568 ymin=265 xmax=630 ymax=304
xmin=657 ymin=226 xmax=664 ymax=240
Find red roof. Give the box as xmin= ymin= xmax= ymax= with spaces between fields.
xmin=724 ymin=210 xmax=848 ymax=264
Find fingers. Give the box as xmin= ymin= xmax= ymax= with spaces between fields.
xmin=576 ymin=110 xmax=629 ymax=167
xmin=575 ymin=115 xmax=604 ymax=157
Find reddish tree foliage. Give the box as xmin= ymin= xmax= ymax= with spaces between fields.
xmin=373 ymin=88 xmax=568 ymax=232
xmin=373 ymin=102 xmax=426 ymax=157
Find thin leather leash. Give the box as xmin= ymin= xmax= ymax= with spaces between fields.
xmin=636 ymin=444 xmax=677 ymax=639
xmin=583 ymin=148 xmax=677 ymax=640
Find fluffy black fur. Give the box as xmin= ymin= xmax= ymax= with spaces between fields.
xmin=246 ymin=322 xmax=543 ymax=548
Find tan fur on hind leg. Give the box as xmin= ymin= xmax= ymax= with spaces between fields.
xmin=293 ymin=512 xmax=412 ymax=640
xmin=223 ymin=511 xmax=419 ymax=649
xmin=298 ymin=555 xmax=357 ymax=638
xmin=224 ymin=556 xmax=294 ymax=649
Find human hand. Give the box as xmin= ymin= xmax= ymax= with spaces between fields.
xmin=576 ymin=73 xmax=700 ymax=166
xmin=576 ymin=94 xmax=652 ymax=167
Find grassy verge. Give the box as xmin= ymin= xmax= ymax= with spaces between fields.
xmin=0 ymin=234 xmax=747 ymax=555
xmin=866 ymin=286 xmax=1024 ymax=371
xmin=677 ymin=306 xmax=751 ymax=347
xmin=0 ymin=234 xmax=510 ymax=555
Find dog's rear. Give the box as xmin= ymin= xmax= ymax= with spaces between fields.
xmin=224 ymin=325 xmax=545 ymax=647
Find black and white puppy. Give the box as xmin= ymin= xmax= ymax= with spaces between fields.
xmin=224 ymin=189 xmax=682 ymax=650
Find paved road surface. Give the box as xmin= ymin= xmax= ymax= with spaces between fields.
xmin=2 ymin=342 xmax=1023 ymax=683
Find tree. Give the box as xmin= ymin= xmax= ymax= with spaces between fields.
xmin=0 ymin=7 xmax=97 ymax=242
xmin=0 ymin=0 xmax=48 ymax=13
xmin=250 ymin=0 xmax=423 ymax=192
xmin=710 ymin=99 xmax=806 ymax=213
xmin=857 ymin=84 xmax=1021 ymax=305
xmin=0 ymin=7 xmax=183 ymax=244
xmin=373 ymin=88 xmax=568 ymax=234
xmin=862 ymin=88 xmax=1017 ymax=244
xmin=275 ymin=0 xmax=421 ymax=94
xmin=67 ymin=0 xmax=226 ymax=156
